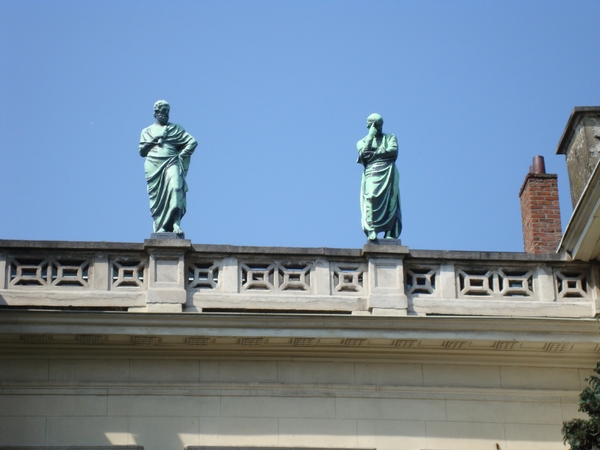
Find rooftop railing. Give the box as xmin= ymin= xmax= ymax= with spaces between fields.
xmin=0 ymin=239 xmax=597 ymax=317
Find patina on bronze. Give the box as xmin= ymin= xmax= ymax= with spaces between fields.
xmin=357 ymin=113 xmax=402 ymax=241
xmin=139 ymin=100 xmax=197 ymax=235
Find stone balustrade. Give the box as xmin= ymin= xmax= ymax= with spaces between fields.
xmin=0 ymin=239 xmax=597 ymax=317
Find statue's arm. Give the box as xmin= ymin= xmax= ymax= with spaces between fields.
xmin=376 ymin=134 xmax=398 ymax=158
xmin=179 ymin=133 xmax=198 ymax=159
xmin=139 ymin=130 xmax=157 ymax=157
xmin=357 ymin=134 xmax=377 ymax=165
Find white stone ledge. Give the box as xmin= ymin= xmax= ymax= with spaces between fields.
xmin=0 ymin=447 xmax=142 ymax=450
xmin=0 ymin=382 xmax=580 ymax=402
xmin=413 ymin=298 xmax=595 ymax=318
xmin=189 ymin=293 xmax=367 ymax=312
xmin=1 ymin=311 xmax=599 ymax=340
xmin=0 ymin=290 xmax=146 ymax=308
xmin=187 ymin=447 xmax=373 ymax=450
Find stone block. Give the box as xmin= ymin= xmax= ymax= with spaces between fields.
xmin=367 ymin=257 xmax=408 ymax=313
xmin=423 ymin=364 xmax=501 ymax=388
xmin=357 ymin=419 xmax=427 ymax=450
xmin=504 ymin=423 xmax=567 ymax=450
xmin=150 ymin=232 xmax=185 ymax=239
xmin=500 ymin=366 xmax=580 ymax=390
xmin=199 ymin=360 xmax=277 ymax=383
xmin=278 ymin=418 xmax=357 ymax=447
xmin=128 ymin=416 xmax=199 ymax=449
xmin=220 ymin=395 xmax=336 ymax=418
xmin=0 ymin=253 xmax=6 ymax=290
xmin=192 ymin=292 xmax=364 ymax=312
xmin=354 ymin=362 xmax=423 ymax=386
xmin=130 ymin=359 xmax=199 ymax=382
xmin=219 ymin=257 xmax=239 ymax=293
xmin=0 ymin=359 xmax=49 ymax=381
xmin=425 ymin=421 xmax=506 ymax=450
xmin=45 ymin=416 xmax=129 ymax=445
xmin=92 ymin=253 xmax=110 ymax=290
xmin=0 ymin=417 xmax=46 ymax=445
xmin=445 ymin=400 xmax=563 ymax=424
xmin=0 ymin=394 xmax=106 ymax=416
xmin=561 ymin=400 xmax=588 ymax=421
xmin=277 ymin=361 xmax=355 ymax=384
xmin=371 ymin=307 xmax=407 ymax=315
xmin=49 ymin=359 xmax=130 ymax=382
xmin=107 ymin=394 xmax=219 ymax=417
xmin=146 ymin=288 xmax=186 ymax=305
xmin=579 ymin=367 xmax=596 ymax=390
xmin=198 ymin=417 xmax=278 ymax=446
xmin=335 ymin=397 xmax=446 ymax=421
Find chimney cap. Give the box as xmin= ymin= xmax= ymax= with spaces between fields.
xmin=530 ymin=155 xmax=546 ymax=174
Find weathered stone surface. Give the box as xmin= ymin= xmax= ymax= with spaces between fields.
xmin=556 ymin=107 xmax=600 ymax=207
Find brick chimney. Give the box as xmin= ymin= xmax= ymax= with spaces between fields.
xmin=519 ymin=156 xmax=562 ymax=254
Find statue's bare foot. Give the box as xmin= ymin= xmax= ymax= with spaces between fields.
xmin=367 ymin=231 xmax=377 ymax=241
xmin=173 ymin=224 xmax=183 ymax=235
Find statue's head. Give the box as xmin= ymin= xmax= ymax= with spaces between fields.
xmin=154 ymin=100 xmax=170 ymax=125
xmin=367 ymin=113 xmax=384 ymax=131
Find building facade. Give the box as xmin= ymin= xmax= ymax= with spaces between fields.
xmin=1 ymin=108 xmax=600 ymax=450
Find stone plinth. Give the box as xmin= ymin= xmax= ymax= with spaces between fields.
xmin=141 ymin=237 xmax=191 ymax=312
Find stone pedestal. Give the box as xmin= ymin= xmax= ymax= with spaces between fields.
xmin=363 ymin=242 xmax=409 ymax=315
xmin=138 ymin=237 xmax=191 ymax=312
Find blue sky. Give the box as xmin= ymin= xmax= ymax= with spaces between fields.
xmin=1 ymin=0 xmax=599 ymax=251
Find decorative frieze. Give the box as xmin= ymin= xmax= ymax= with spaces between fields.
xmin=188 ymin=337 xmax=212 ymax=346
xmin=77 ymin=335 xmax=106 ymax=344
xmin=443 ymin=341 xmax=470 ymax=349
xmin=394 ymin=339 xmax=419 ymax=348
xmin=294 ymin=338 xmax=316 ymax=347
xmin=494 ymin=341 xmax=521 ymax=351
xmin=544 ymin=342 xmax=574 ymax=352
xmin=187 ymin=261 xmax=220 ymax=289
xmin=9 ymin=256 xmax=90 ymax=288
xmin=331 ymin=262 xmax=366 ymax=293
xmin=111 ymin=258 xmax=146 ymax=288
xmin=240 ymin=337 xmax=264 ymax=346
xmin=132 ymin=336 xmax=160 ymax=346
xmin=20 ymin=334 xmax=51 ymax=344
xmin=555 ymin=269 xmax=589 ymax=299
xmin=240 ymin=261 xmax=313 ymax=292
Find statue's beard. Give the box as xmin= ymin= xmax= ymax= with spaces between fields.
xmin=156 ymin=113 xmax=169 ymax=125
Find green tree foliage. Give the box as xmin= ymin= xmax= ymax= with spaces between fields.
xmin=563 ymin=360 xmax=600 ymax=450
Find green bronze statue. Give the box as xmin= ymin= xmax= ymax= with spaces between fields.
xmin=139 ymin=100 xmax=197 ymax=235
xmin=357 ymin=113 xmax=402 ymax=241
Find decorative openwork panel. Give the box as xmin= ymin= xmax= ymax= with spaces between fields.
xmin=457 ymin=267 xmax=534 ymax=298
xmin=240 ymin=261 xmax=312 ymax=292
xmin=331 ymin=262 xmax=366 ymax=293
xmin=406 ymin=266 xmax=438 ymax=295
xmin=555 ymin=269 xmax=589 ymax=299
xmin=187 ymin=261 xmax=220 ymax=290
xmin=9 ymin=256 xmax=90 ymax=288
xmin=111 ymin=258 xmax=147 ymax=288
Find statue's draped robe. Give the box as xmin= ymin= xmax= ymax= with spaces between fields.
xmin=139 ymin=123 xmax=197 ymax=232
xmin=357 ymin=133 xmax=402 ymax=239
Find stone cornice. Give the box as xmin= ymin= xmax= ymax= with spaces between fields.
xmin=1 ymin=310 xmax=599 ymax=337
xmin=1 ymin=311 xmax=599 ymax=366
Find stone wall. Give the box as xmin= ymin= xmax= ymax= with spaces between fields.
xmin=0 ymin=356 xmax=590 ymax=450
